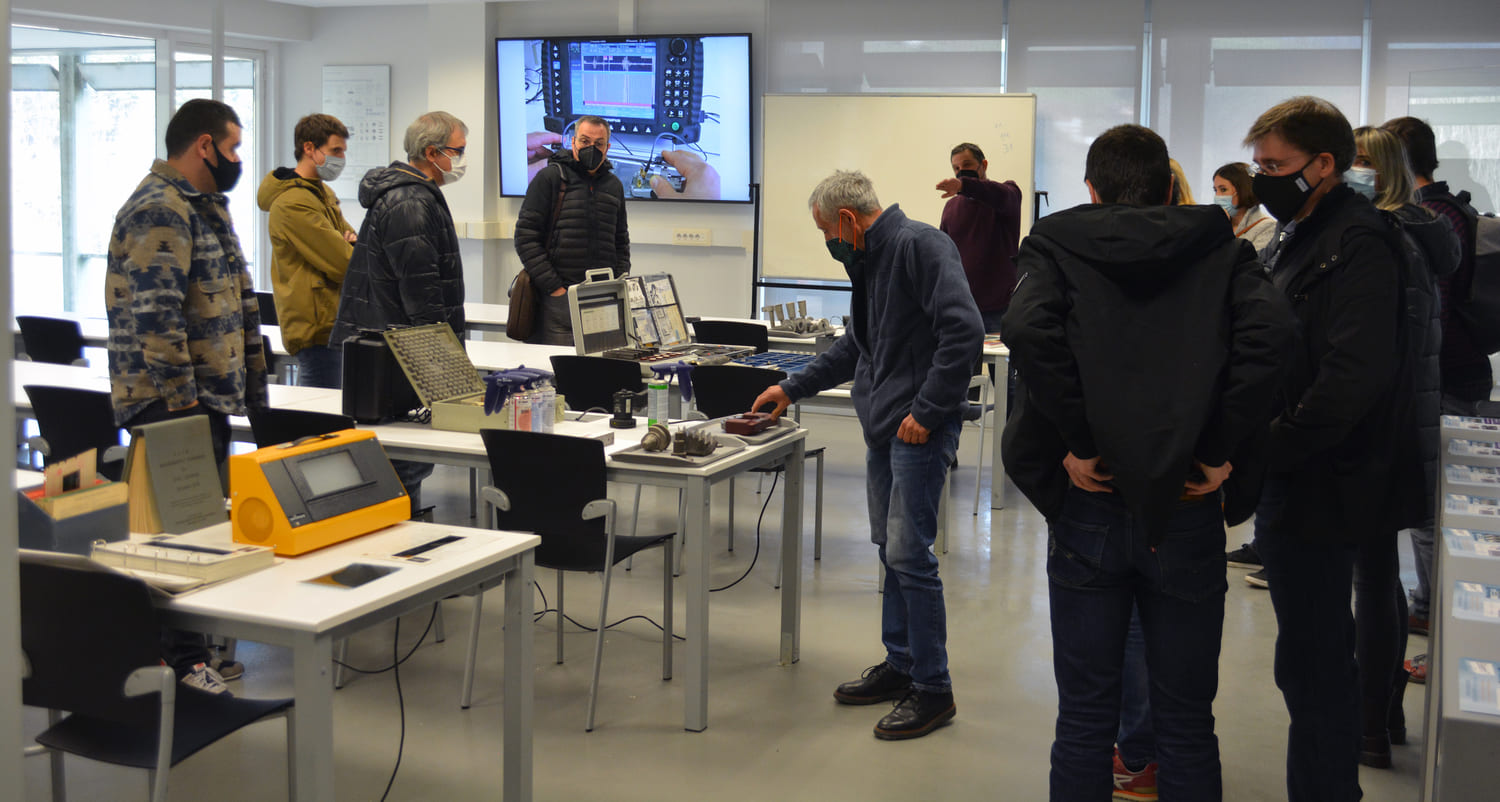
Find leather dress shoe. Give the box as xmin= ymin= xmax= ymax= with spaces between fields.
xmin=874 ymin=689 xmax=956 ymax=740
xmin=834 ymin=662 xmax=912 ymax=705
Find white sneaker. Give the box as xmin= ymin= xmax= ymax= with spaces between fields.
xmin=181 ymin=662 xmax=233 ymax=696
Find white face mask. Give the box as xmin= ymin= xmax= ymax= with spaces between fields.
xmin=440 ymin=150 xmax=466 ymax=185
xmin=315 ymin=152 xmax=345 ymax=182
xmin=1346 ymin=165 xmax=1378 ymax=201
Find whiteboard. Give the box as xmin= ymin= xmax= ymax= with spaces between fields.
xmin=760 ymin=93 xmax=1035 ymax=281
xmin=321 ymin=65 xmax=391 ymax=201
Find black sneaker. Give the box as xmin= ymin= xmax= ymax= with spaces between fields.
xmin=834 ymin=662 xmax=912 ymax=705
xmin=1245 ymin=569 xmax=1269 ymax=589
xmin=1226 ymin=541 xmax=1261 ymax=569
xmin=874 ymin=689 xmax=956 ymax=740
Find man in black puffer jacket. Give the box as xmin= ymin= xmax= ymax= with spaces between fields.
xmin=514 ymin=115 xmax=630 ymax=345
xmin=331 ymin=110 xmax=470 ymax=512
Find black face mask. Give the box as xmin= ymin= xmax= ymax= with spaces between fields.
xmin=955 ymin=169 xmax=980 ymax=179
xmin=577 ymin=145 xmax=604 ymax=172
xmin=1252 ymin=156 xmax=1323 ymax=223
xmin=203 ymin=142 xmax=242 ymax=193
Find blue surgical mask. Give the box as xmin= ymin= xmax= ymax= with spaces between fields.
xmin=1346 ymin=166 xmax=1378 ymax=201
xmin=1213 ymin=195 xmax=1237 ymax=216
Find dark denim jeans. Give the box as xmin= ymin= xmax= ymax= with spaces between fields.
xmin=1047 ymin=487 xmax=1226 ymax=802
xmin=1255 ymin=476 xmax=1362 ymax=802
xmin=1117 ymin=604 xmax=1155 ymax=769
xmin=295 ymin=344 xmax=343 ymax=389
xmin=867 ymin=419 xmax=961 ymax=693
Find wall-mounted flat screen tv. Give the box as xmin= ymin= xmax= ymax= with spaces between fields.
xmin=496 ymin=34 xmax=752 ymax=203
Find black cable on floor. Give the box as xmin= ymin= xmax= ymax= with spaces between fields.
xmin=532 ymin=579 xmax=687 ymax=641
xmin=332 ymin=605 xmax=439 ymax=675
xmin=711 ymin=471 xmax=778 ymax=593
xmin=378 ymin=617 xmax=405 ymax=802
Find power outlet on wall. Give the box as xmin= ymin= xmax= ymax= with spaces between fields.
xmin=673 ymin=228 xmax=712 ymax=246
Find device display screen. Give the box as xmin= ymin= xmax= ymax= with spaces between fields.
xmin=299 ymin=451 xmax=365 ymax=497
xmin=496 ymin=34 xmax=752 ymax=202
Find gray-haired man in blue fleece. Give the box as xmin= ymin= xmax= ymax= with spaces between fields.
xmin=753 ymin=170 xmax=983 ymax=740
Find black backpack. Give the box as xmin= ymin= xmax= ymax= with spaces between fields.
xmin=1427 ymin=189 xmax=1500 ymax=352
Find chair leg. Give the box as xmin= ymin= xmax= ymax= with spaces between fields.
xmin=285 ymin=708 xmax=298 ymax=802
xmin=219 ymin=637 xmax=238 ymax=663
xmin=814 ymin=451 xmax=825 ymax=561
xmin=334 ymin=639 xmax=348 ymax=689
xmin=47 ymin=709 xmax=65 ymax=802
xmin=662 ymin=541 xmax=674 ymax=681
xmin=461 ymin=590 xmax=485 ymax=709
xmin=973 ymin=372 xmax=988 ymax=516
xmin=626 ymin=484 xmax=643 ymax=571
xmin=585 ymin=564 xmax=615 ymax=732
xmin=469 ymin=468 xmax=478 ymax=520
xmin=727 ymin=476 xmax=736 ymax=552
xmin=556 ymin=570 xmax=566 ymax=665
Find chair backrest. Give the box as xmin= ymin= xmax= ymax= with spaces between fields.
xmin=16 ymin=316 xmax=85 ymax=365
xmin=247 ymin=406 xmax=356 ymax=449
xmin=549 ymin=355 xmax=644 ymax=413
xmin=479 ymin=428 xmax=612 ymax=571
xmin=254 ymin=291 xmax=280 ymax=328
xmin=688 ymin=365 xmax=788 ymax=419
xmin=23 ymin=385 xmax=126 ymax=480
xmin=691 ymin=320 xmax=770 ymax=354
xmin=20 ymin=552 xmax=164 ymax=726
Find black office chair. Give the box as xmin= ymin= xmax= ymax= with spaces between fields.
xmin=19 ymin=552 xmax=295 ymax=802
xmin=690 ymin=365 xmax=827 ymax=585
xmin=691 ymin=320 xmax=770 ymax=354
xmin=468 ymin=428 xmax=674 ymax=732
xmin=22 ymin=385 xmax=128 ymax=481
xmin=549 ymin=355 xmax=644 ymax=413
xmin=253 ymin=291 xmax=279 ymax=327
xmin=17 ymin=316 xmax=87 ymax=366
xmin=246 ymin=406 xmax=355 ymax=449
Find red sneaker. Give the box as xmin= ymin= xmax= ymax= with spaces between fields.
xmin=1113 ymin=749 xmax=1159 ymax=801
xmin=1406 ymin=654 xmax=1428 ymax=684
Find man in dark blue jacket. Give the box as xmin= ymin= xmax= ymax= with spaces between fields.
xmin=1002 ymin=124 xmax=1295 ymax=801
xmin=753 ymin=170 xmax=982 ymax=741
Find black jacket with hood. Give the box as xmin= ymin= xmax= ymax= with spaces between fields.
xmin=1001 ymin=203 xmax=1296 ymax=543
xmin=329 ymin=162 xmax=466 ymax=347
xmin=514 ymin=151 xmax=630 ymax=294
xmin=1258 ymin=184 xmax=1427 ymax=542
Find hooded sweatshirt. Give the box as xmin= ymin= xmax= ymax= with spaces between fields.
xmin=1001 ymin=203 xmax=1296 ymax=541
xmin=256 ymin=168 xmax=355 ymax=354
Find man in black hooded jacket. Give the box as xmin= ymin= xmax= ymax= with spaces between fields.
xmin=1002 ymin=124 xmax=1295 ymax=801
xmin=514 ymin=115 xmax=630 ymax=346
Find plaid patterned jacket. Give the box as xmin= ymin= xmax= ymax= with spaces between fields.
xmin=106 ymin=160 xmax=268 ymax=424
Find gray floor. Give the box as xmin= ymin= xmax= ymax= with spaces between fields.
xmin=23 ymin=412 xmax=1427 ymax=801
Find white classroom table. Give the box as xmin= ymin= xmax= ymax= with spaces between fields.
xmin=11 ymin=359 xmax=808 ymax=733
xmin=464 ymin=302 xmax=510 ymax=335
xmin=156 ymin=521 xmax=538 ymax=801
xmin=267 ymin=388 xmax=807 ymax=733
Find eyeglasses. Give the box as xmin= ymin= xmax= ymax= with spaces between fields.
xmin=440 ymin=145 xmax=466 ymax=157
xmin=1251 ymin=153 xmax=1321 ymax=177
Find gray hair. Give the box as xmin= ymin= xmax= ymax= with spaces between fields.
xmin=404 ymin=111 xmax=468 ymax=163
xmin=807 ymin=170 xmax=881 ymax=221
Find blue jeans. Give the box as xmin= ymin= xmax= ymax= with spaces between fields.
xmin=1255 ymin=477 xmax=1362 ymax=802
xmin=1117 ymin=604 xmax=1155 ymax=769
xmin=867 ymin=419 xmax=961 ymax=693
xmin=296 ymin=344 xmax=343 ymax=389
xmin=1048 ymin=487 xmax=1226 ymax=802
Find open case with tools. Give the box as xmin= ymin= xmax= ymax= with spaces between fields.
xmin=568 ymin=270 xmax=755 ymax=367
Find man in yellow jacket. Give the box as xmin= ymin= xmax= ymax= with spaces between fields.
xmin=257 ymin=113 xmax=357 ymax=387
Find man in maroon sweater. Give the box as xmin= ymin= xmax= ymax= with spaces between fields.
xmin=938 ymin=142 xmax=1023 ymax=335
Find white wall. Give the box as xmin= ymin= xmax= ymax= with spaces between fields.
xmin=279 ymin=0 xmax=768 ymax=317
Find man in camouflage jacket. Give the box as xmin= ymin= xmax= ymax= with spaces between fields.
xmin=107 ymin=99 xmax=267 ymax=467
